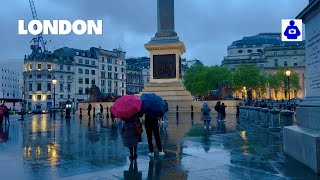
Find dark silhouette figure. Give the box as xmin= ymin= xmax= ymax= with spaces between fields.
xmin=145 ymin=114 xmax=164 ymax=157
xmin=284 ymin=20 xmax=301 ymax=39
xmin=87 ymin=103 xmax=92 ymax=118
xmin=124 ymin=161 xmax=142 ymax=180
xmin=220 ymin=103 xmax=227 ymax=121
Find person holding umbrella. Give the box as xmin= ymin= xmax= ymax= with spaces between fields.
xmin=140 ymin=93 xmax=165 ymax=157
xmin=111 ymin=95 xmax=143 ymax=161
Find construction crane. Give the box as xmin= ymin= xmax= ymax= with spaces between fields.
xmin=28 ymin=0 xmax=47 ymax=54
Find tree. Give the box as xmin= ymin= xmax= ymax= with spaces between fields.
xmin=183 ymin=65 xmax=231 ymax=96
xmin=268 ymin=68 xmax=301 ymax=99
xmin=232 ymin=65 xmax=267 ymax=100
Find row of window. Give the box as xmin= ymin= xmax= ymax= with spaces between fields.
xmin=78 ymin=68 xmax=96 ymax=75
xmin=1 ymin=76 xmax=19 ymax=81
xmin=78 ymin=87 xmax=123 ymax=95
xmin=1 ymin=69 xmax=19 ymax=75
xmin=1 ymin=93 xmax=17 ymax=98
xmin=238 ymin=49 xmax=262 ymax=54
xmin=28 ymin=64 xmax=72 ymax=71
xmin=273 ymin=59 xmax=298 ymax=67
xmin=27 ymin=74 xmax=71 ymax=80
xmin=273 ymin=51 xmax=298 ymax=56
xmin=78 ymin=59 xmax=96 ymax=66
xmin=29 ymin=83 xmax=71 ymax=92
xmin=28 ymin=94 xmax=71 ymax=100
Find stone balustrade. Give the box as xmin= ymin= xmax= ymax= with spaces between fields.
xmin=254 ymin=107 xmax=262 ymax=125
xmin=260 ymin=108 xmax=269 ymax=128
xmin=269 ymin=109 xmax=281 ymax=132
xmin=280 ymin=110 xmax=294 ymax=127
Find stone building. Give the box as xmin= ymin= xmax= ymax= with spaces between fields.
xmin=23 ymin=47 xmax=126 ymax=111
xmin=0 ymin=67 xmax=21 ymax=109
xmin=221 ymin=33 xmax=305 ymax=100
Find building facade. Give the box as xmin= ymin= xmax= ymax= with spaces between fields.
xmin=23 ymin=46 xmax=126 ymax=111
xmin=221 ymin=33 xmax=305 ymax=99
xmin=0 ymin=67 xmax=21 ymax=110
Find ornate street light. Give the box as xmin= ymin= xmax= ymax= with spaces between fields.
xmin=285 ymin=69 xmax=291 ymax=102
xmin=52 ymin=76 xmax=57 ymax=119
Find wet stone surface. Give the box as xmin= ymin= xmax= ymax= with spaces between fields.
xmin=0 ymin=113 xmax=319 ymax=180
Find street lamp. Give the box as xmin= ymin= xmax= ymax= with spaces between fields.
xmin=52 ymin=76 xmax=57 ymax=119
xmin=285 ymin=69 xmax=291 ymax=102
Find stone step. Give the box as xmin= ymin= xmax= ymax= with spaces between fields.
xmin=143 ymin=90 xmax=191 ymax=96
xmin=143 ymin=86 xmax=186 ymax=91
xmin=146 ymin=82 xmax=186 ymax=87
xmin=161 ymin=95 xmax=194 ymax=101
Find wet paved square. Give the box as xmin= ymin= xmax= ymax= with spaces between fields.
xmin=0 ymin=113 xmax=319 ymax=179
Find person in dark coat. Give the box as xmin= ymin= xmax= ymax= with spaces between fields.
xmin=100 ymin=104 xmax=103 ymax=118
xmin=220 ymin=103 xmax=227 ymax=121
xmin=145 ymin=114 xmax=165 ymax=157
xmin=214 ymin=101 xmax=221 ymax=120
xmin=3 ymin=105 xmax=9 ymax=124
xmin=87 ymin=103 xmax=92 ymax=118
xmin=122 ymin=114 xmax=142 ymax=161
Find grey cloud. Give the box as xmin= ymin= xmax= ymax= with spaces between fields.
xmin=0 ymin=0 xmax=309 ymax=66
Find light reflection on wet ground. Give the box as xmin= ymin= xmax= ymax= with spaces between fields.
xmin=0 ymin=113 xmax=319 ymax=180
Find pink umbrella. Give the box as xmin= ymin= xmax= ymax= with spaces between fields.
xmin=111 ymin=95 xmax=142 ymax=119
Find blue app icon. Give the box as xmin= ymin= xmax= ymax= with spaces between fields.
xmin=284 ymin=20 xmax=301 ymax=40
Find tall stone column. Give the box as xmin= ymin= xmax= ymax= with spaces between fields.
xmin=284 ymin=0 xmax=320 ymax=174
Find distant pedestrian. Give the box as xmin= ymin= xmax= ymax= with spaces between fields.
xmin=96 ymin=104 xmax=101 ymax=119
xmin=122 ymin=114 xmax=142 ymax=161
xmin=201 ymin=102 xmax=212 ymax=129
xmin=87 ymin=103 xmax=92 ymax=118
xmin=111 ymin=106 xmax=116 ymax=123
xmin=260 ymin=100 xmax=267 ymax=108
xmin=0 ymin=105 xmax=4 ymax=125
xmin=214 ymin=101 xmax=221 ymax=120
xmin=145 ymin=114 xmax=165 ymax=157
xmin=3 ymin=105 xmax=9 ymax=124
xmin=100 ymin=104 xmax=103 ymax=118
xmin=220 ymin=103 xmax=227 ymax=121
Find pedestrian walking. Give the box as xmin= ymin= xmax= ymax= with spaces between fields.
xmin=0 ymin=105 xmax=4 ymax=125
xmin=96 ymin=104 xmax=101 ymax=119
xmin=145 ymin=114 xmax=165 ymax=157
xmin=100 ymin=104 xmax=103 ymax=118
xmin=3 ymin=105 xmax=9 ymax=124
xmin=122 ymin=114 xmax=142 ymax=161
xmin=220 ymin=103 xmax=227 ymax=121
xmin=201 ymin=102 xmax=212 ymax=129
xmin=214 ymin=101 xmax=221 ymax=121
xmin=87 ymin=103 xmax=92 ymax=118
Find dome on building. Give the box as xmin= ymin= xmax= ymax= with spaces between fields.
xmin=231 ymin=33 xmax=282 ymax=46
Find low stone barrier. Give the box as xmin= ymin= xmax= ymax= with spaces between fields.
xmin=269 ymin=109 xmax=281 ymax=132
xmin=280 ymin=110 xmax=294 ymax=127
xmin=254 ymin=107 xmax=262 ymax=125
xmin=260 ymin=108 xmax=269 ymax=128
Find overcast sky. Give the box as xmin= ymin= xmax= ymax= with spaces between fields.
xmin=0 ymin=0 xmax=308 ymax=66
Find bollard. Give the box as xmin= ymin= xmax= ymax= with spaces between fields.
xmin=244 ymin=106 xmax=249 ymax=122
xmin=254 ymin=107 xmax=262 ymax=125
xmin=260 ymin=108 xmax=269 ymax=128
xmin=93 ymin=107 xmax=96 ymax=118
xmin=107 ymin=107 xmax=109 ymax=113
xmin=249 ymin=107 xmax=256 ymax=123
xmin=73 ymin=108 xmax=75 ymax=115
xmin=191 ymin=105 xmax=193 ymax=112
xmin=269 ymin=109 xmax=281 ymax=132
xmin=239 ymin=106 xmax=244 ymax=122
xmin=80 ymin=108 xmax=82 ymax=118
xmin=176 ymin=105 xmax=179 ymax=112
xmin=280 ymin=110 xmax=294 ymax=127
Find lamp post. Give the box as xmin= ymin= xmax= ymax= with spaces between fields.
xmin=285 ymin=69 xmax=291 ymax=102
xmin=52 ymin=76 xmax=57 ymax=119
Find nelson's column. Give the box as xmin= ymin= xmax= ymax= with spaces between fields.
xmin=143 ymin=0 xmax=193 ymax=103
